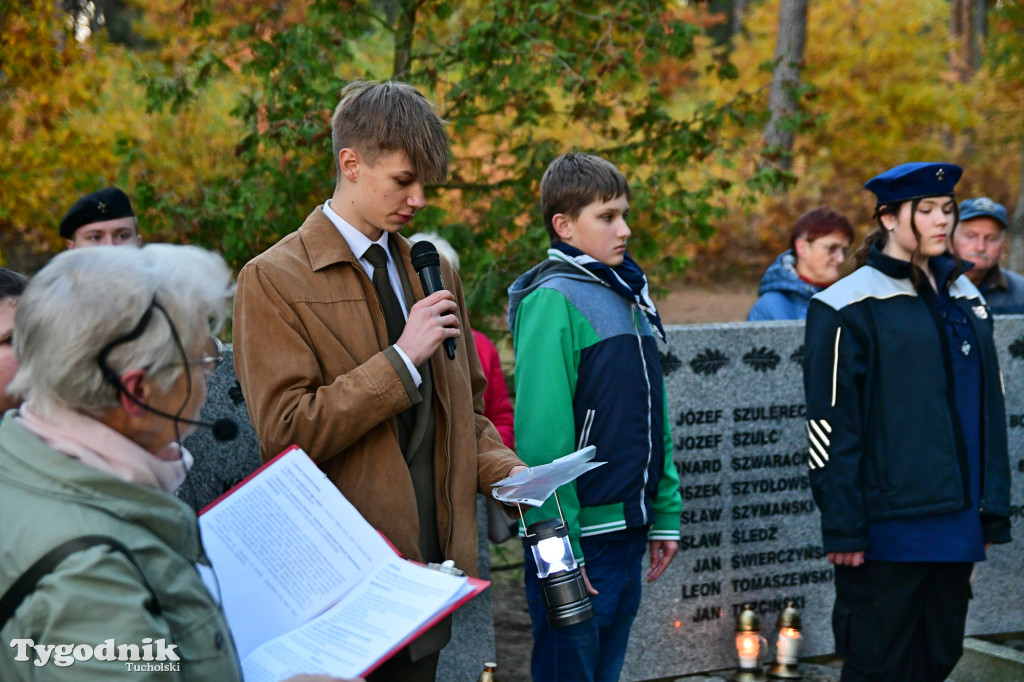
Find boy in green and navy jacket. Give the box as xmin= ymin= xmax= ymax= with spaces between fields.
xmin=508 ymin=153 xmax=682 ymax=682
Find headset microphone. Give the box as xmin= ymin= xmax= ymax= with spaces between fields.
xmin=124 ymin=393 xmax=239 ymax=442
xmin=155 ymin=409 xmax=238 ymax=442
xmin=96 ymin=300 xmax=238 ymax=442
xmin=100 ymin=367 xmax=238 ymax=442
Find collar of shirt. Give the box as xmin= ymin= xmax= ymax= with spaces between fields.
xmin=321 ymin=200 xmax=422 ymax=385
xmin=322 ymin=200 xmax=410 ymax=316
xmin=978 ymin=263 xmax=1009 ymax=293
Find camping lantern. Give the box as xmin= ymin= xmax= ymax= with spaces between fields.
xmin=522 ymin=493 xmax=593 ymax=628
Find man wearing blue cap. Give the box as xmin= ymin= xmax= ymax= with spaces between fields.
xmin=59 ymin=187 xmax=141 ymax=250
xmin=949 ymin=197 xmax=1024 ymax=314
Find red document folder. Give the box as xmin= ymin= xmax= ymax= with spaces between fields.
xmin=198 ymin=445 xmax=488 ymax=679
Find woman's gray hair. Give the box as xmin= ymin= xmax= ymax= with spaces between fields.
xmin=9 ymin=244 xmax=234 ymax=418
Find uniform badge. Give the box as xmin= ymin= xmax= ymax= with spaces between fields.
xmin=936 ymin=168 xmax=945 ymax=181
xmin=973 ymin=305 xmax=988 ymax=320
xmin=97 ymin=201 xmax=107 ymax=214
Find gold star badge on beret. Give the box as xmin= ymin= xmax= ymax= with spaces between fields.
xmin=97 ymin=201 xmax=107 ymax=214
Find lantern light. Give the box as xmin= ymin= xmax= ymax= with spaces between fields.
xmin=767 ymin=601 xmax=803 ymax=680
xmin=521 ymin=493 xmax=594 ymax=629
xmin=731 ymin=603 xmax=767 ymax=682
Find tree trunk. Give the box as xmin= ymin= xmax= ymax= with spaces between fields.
xmin=950 ymin=0 xmax=987 ymax=79
xmin=392 ymin=0 xmax=417 ymax=81
xmin=731 ymin=0 xmax=749 ymax=42
xmin=762 ymin=0 xmax=808 ymax=171
xmin=86 ymin=0 xmax=149 ymax=48
xmin=1008 ymin=142 xmax=1024 ymax=273
xmin=970 ymin=0 xmax=988 ymax=73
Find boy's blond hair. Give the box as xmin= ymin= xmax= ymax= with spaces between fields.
xmin=331 ymin=80 xmax=449 ymax=185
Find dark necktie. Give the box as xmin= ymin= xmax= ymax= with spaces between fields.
xmin=363 ymin=244 xmax=405 ymax=345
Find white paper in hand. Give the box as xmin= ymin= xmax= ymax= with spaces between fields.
xmin=490 ymin=445 xmax=604 ymax=505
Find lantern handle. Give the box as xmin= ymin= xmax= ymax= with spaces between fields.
xmin=518 ymin=490 xmax=569 ymax=539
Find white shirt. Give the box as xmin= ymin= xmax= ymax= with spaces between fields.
xmin=322 ymin=200 xmax=421 ymax=386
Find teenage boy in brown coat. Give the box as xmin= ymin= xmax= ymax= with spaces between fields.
xmin=232 ymin=81 xmax=524 ymax=681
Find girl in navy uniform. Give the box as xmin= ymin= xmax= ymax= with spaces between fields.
xmin=802 ymin=162 xmax=1012 ymax=681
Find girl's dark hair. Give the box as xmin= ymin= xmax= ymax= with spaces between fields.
xmin=0 ymin=267 xmax=28 ymax=302
xmin=854 ymin=198 xmax=961 ymax=287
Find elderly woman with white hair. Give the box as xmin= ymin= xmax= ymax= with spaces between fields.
xmin=0 ymin=245 xmax=354 ymax=682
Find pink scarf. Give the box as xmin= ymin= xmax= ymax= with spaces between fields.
xmin=17 ymin=401 xmax=193 ymax=493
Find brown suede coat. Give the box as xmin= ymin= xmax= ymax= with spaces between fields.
xmin=233 ymin=207 xmax=521 ymax=576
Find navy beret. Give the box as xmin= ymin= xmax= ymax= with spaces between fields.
xmin=958 ymin=197 xmax=1008 ymax=230
xmin=864 ymin=162 xmax=962 ymax=206
xmin=59 ymin=187 xmax=135 ymax=239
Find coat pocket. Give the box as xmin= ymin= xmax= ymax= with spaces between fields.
xmin=170 ymin=608 xmax=239 ymax=681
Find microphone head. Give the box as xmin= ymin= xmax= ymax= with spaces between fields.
xmin=211 ymin=418 xmax=239 ymax=442
xmin=410 ymin=240 xmax=440 ymax=272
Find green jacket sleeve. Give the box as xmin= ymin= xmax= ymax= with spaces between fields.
xmin=650 ymin=383 xmax=682 ymax=540
xmin=513 ymin=287 xmax=598 ymax=563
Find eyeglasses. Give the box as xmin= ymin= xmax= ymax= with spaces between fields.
xmin=807 ymin=240 xmax=850 ymax=257
xmin=172 ymin=336 xmax=224 ymax=378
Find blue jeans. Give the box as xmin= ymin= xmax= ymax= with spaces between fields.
xmin=523 ymin=527 xmax=647 ymax=682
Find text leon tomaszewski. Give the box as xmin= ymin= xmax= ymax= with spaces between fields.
xmin=9 ymin=637 xmax=181 ymax=670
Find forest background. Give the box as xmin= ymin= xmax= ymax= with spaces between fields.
xmin=3 ymin=0 xmax=1024 ymax=328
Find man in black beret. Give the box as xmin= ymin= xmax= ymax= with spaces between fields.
xmin=59 ymin=187 xmax=141 ymax=249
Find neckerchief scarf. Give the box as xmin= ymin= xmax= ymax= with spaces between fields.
xmin=550 ymin=242 xmax=666 ymax=341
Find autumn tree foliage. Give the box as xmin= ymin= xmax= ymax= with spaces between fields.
xmin=0 ymin=0 xmax=96 ymax=266
xmin=3 ymin=0 xmax=1022 ymax=304
xmin=686 ymin=0 xmax=1024 ymax=280
xmin=982 ymin=0 xmax=1024 ymax=270
xmin=134 ymin=0 xmax=785 ymax=320
xmin=0 ymin=0 xmax=248 ymax=269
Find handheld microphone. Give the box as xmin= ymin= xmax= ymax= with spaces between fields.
xmin=410 ymin=240 xmax=457 ymax=360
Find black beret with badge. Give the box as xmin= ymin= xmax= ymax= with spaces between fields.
xmin=59 ymin=187 xmax=135 ymax=239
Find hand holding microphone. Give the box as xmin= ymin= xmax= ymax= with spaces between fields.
xmin=398 ymin=240 xmax=460 ymax=365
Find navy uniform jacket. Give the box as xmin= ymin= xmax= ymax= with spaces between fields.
xmin=802 ymin=246 xmax=1012 ymax=554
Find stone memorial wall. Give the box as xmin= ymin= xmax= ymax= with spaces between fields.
xmin=621 ymin=319 xmax=1024 ymax=681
